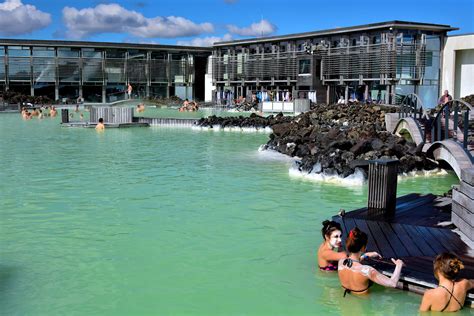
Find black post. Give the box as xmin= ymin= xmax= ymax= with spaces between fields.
xmin=445 ymin=106 xmax=449 ymax=140
xmin=431 ymin=124 xmax=435 ymax=142
xmin=464 ymin=110 xmax=469 ymax=149
xmin=61 ymin=109 xmax=69 ymax=123
xmin=454 ymin=105 xmax=459 ymax=136
xmin=367 ymin=159 xmax=399 ymax=216
xmin=437 ymin=116 xmax=442 ymax=141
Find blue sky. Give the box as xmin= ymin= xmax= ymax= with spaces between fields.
xmin=0 ymin=0 xmax=472 ymax=46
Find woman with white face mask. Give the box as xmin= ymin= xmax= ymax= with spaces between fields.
xmin=317 ymin=221 xmax=348 ymax=271
xmin=317 ymin=221 xmax=381 ymax=272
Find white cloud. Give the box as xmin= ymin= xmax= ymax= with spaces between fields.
xmin=177 ymin=33 xmax=233 ymax=47
xmin=227 ymin=19 xmax=276 ymax=37
xmin=0 ymin=0 xmax=51 ymax=36
xmin=62 ymin=3 xmax=214 ymax=39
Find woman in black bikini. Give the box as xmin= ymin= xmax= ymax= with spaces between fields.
xmin=317 ymin=221 xmax=380 ymax=272
xmin=420 ymin=253 xmax=474 ymax=312
xmin=338 ymin=228 xmax=404 ymax=296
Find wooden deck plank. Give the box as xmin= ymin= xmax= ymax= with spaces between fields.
xmin=365 ymin=220 xmax=397 ymax=258
xmin=401 ymin=224 xmax=437 ymax=257
xmin=423 ymin=227 xmax=460 ymax=254
xmin=377 ymin=222 xmax=410 ymax=258
xmin=353 ymin=218 xmax=380 ymax=255
xmin=342 ymin=217 xmax=357 ymax=237
xmin=389 ymin=223 xmax=424 ymax=257
xmin=436 ymin=228 xmax=467 ymax=253
xmin=415 ymin=226 xmax=449 ymax=254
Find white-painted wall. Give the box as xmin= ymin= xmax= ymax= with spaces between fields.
xmin=204 ymin=56 xmax=215 ymax=102
xmin=442 ymin=34 xmax=474 ymax=98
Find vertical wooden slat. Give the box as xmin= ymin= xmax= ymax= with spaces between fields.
xmin=367 ymin=159 xmax=398 ymax=216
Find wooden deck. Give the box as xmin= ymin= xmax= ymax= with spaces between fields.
xmin=332 ymin=193 xmax=474 ymax=308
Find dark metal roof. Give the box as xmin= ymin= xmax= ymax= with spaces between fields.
xmin=214 ymin=20 xmax=458 ymax=46
xmin=0 ymin=38 xmax=212 ymax=53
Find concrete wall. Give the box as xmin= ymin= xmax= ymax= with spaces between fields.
xmin=204 ymin=56 xmax=216 ymax=102
xmin=442 ymin=34 xmax=474 ymax=99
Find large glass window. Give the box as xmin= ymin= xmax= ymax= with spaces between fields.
xmin=8 ymin=46 xmax=30 ymax=57
xmin=32 ymin=47 xmax=55 ymax=57
xmin=58 ymin=48 xmax=79 ymax=58
xmin=82 ymin=48 xmax=102 ymax=58
xmin=33 ymin=58 xmax=56 ymax=82
xmin=8 ymin=57 xmax=30 ymax=80
xmin=299 ymin=59 xmax=311 ymax=74
xmin=58 ymin=58 xmax=80 ymax=82
xmin=83 ymin=58 xmax=103 ymax=82
xmin=0 ymin=46 xmax=4 ymax=56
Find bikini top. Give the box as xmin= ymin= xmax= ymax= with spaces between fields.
xmin=319 ymin=261 xmax=338 ymax=272
xmin=439 ymin=281 xmax=463 ymax=311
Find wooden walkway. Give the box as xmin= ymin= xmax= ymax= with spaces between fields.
xmin=332 ymin=193 xmax=474 ymax=308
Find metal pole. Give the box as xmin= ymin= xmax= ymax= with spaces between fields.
xmin=437 ymin=115 xmax=442 ymax=141
xmin=445 ymin=106 xmax=449 ymax=140
xmin=453 ymin=105 xmax=458 ymax=139
xmin=463 ymin=110 xmax=469 ymax=149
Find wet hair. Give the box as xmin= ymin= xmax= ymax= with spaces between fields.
xmin=346 ymin=227 xmax=368 ymax=253
xmin=98 ymin=118 xmax=104 ymax=123
xmin=321 ymin=220 xmax=342 ymax=240
xmin=433 ymin=253 xmax=464 ymax=280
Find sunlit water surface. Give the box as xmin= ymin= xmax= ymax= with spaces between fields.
xmin=0 ymin=113 xmax=463 ymax=315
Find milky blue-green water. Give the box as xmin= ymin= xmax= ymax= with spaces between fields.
xmin=0 ymin=113 xmax=464 ymax=315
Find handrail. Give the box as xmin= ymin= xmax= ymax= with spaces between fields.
xmin=430 ymin=99 xmax=473 ymax=161
xmin=398 ymin=93 xmax=426 ymax=120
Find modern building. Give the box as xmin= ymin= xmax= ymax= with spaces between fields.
xmin=1 ymin=21 xmax=472 ymax=107
xmin=0 ymin=39 xmax=212 ymax=103
xmin=211 ymin=21 xmax=458 ymax=107
xmin=441 ymin=33 xmax=474 ymax=99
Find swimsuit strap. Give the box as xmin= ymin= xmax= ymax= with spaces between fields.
xmin=439 ymin=281 xmax=463 ymax=311
xmin=342 ymin=285 xmax=371 ymax=297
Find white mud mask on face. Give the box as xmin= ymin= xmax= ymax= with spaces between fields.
xmin=328 ymin=230 xmax=342 ymax=249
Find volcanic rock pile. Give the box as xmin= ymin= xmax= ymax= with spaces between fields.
xmin=197 ymin=103 xmax=439 ymax=177
xmin=196 ymin=112 xmax=292 ymax=129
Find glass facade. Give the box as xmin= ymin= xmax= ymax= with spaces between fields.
xmin=0 ymin=41 xmax=211 ymax=102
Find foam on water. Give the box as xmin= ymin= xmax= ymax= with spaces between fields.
xmin=256 ymin=146 xmax=299 ymax=162
xmin=289 ymin=163 xmax=367 ymax=186
xmin=398 ymin=168 xmax=449 ymax=180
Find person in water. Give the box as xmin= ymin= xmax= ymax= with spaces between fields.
xmin=317 ymin=221 xmax=346 ymax=271
xmin=317 ymin=221 xmax=380 ymax=271
xmin=95 ymin=117 xmax=105 ymax=131
xmin=338 ymin=228 xmax=404 ymax=296
xmin=420 ymin=253 xmax=473 ymax=312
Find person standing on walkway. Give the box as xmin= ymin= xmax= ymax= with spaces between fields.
xmin=438 ymin=90 xmax=452 ymax=106
xmin=127 ymin=83 xmax=133 ymax=99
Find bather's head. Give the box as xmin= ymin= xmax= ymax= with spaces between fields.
xmin=346 ymin=227 xmax=368 ymax=254
xmin=434 ymin=253 xmax=464 ymax=281
xmin=321 ymin=220 xmax=342 ymax=248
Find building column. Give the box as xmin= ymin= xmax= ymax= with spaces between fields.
xmin=344 ymin=85 xmax=349 ymax=105
xmin=31 ymin=85 xmax=34 ymax=97
xmin=385 ymin=85 xmax=390 ymax=104
xmin=326 ymin=85 xmax=330 ymax=104
xmin=79 ymin=85 xmax=83 ymax=98
xmin=102 ymin=85 xmax=106 ymax=103
xmin=55 ymin=84 xmax=59 ymax=101
xmin=364 ymin=84 xmax=369 ymax=102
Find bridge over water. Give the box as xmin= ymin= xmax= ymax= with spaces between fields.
xmin=386 ymin=94 xmax=474 ymax=180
